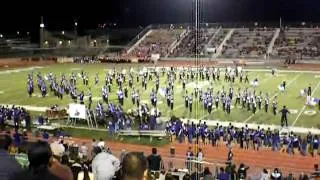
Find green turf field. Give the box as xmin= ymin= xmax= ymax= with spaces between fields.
xmin=0 ymin=64 xmax=320 ymax=128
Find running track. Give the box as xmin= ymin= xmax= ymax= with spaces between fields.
xmin=18 ymin=133 xmax=320 ymax=178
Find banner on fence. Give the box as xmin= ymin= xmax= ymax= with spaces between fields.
xmin=68 ymin=103 xmax=86 ymax=119
xmin=151 ymin=54 xmax=160 ymax=61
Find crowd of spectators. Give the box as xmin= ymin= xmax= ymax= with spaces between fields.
xmin=130 ymin=29 xmax=183 ymax=58
xmin=207 ymin=29 xmax=229 ymax=53
xmin=221 ymin=28 xmax=274 ymax=58
xmin=273 ymin=28 xmax=320 ymax=59
xmin=169 ymin=28 xmax=217 ymax=57
xmin=73 ymin=56 xmax=151 ymax=64
xmin=73 ymin=57 xmax=100 ymax=64
xmin=1 ymin=127 xmax=320 ymax=180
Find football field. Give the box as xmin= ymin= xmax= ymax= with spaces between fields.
xmin=0 ymin=63 xmax=320 ymax=128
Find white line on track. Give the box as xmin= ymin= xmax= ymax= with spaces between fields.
xmin=243 ymin=73 xmax=301 ymax=123
xmin=291 ymin=80 xmax=320 ymax=126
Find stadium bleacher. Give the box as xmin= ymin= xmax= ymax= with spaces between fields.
xmin=221 ymin=28 xmax=275 ymax=58
xmin=207 ymin=29 xmax=229 ymax=53
xmin=169 ymin=28 xmax=218 ymax=57
xmin=272 ymin=28 xmax=320 ymax=59
xmin=130 ymin=28 xmax=184 ymax=58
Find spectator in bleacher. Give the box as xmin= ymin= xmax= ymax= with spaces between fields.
xmin=182 ymin=174 xmax=191 ymax=180
xmin=225 ymin=162 xmax=236 ymax=180
xmin=165 ymin=173 xmax=176 ymax=180
xmin=185 ymin=147 xmax=194 ymax=172
xmin=120 ymin=152 xmax=148 ymax=180
xmin=217 ymin=167 xmax=229 ymax=180
xmin=287 ymin=173 xmax=294 ymax=180
xmin=50 ymin=139 xmax=65 ymax=158
xmin=97 ymin=138 xmax=105 ymax=149
xmin=92 ymin=147 xmax=120 ymax=180
xmin=300 ymin=174 xmax=310 ymax=180
xmin=237 ymin=163 xmax=249 ymax=180
xmin=15 ymin=143 xmax=29 ymax=169
xmin=13 ymin=130 xmax=22 ymax=147
xmin=92 ymin=139 xmax=97 ymax=148
xmin=196 ymin=148 xmax=204 ymax=172
xmin=79 ymin=142 xmax=88 ymax=161
xmin=77 ymin=164 xmax=94 ymax=180
xmin=119 ymin=149 xmax=127 ymax=163
xmin=311 ymin=164 xmax=320 ymax=178
xmin=270 ymin=168 xmax=282 ymax=180
xmin=0 ymin=134 xmax=22 ymax=180
xmin=9 ymin=141 xmax=60 ymax=180
xmin=42 ymin=131 xmax=50 ymax=141
xmin=49 ymin=143 xmax=73 ymax=180
xmin=203 ymin=167 xmax=214 ymax=180
xmin=147 ymin=148 xmax=163 ymax=172
xmin=70 ymin=158 xmax=82 ymax=180
xmin=61 ymin=154 xmax=70 ymax=167
xmin=260 ymin=169 xmax=269 ymax=180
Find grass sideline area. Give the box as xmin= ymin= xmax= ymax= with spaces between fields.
xmin=1 ymin=64 xmax=320 ymax=129
xmin=62 ymin=127 xmax=170 ymax=147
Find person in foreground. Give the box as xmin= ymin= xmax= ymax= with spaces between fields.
xmin=120 ymin=152 xmax=148 ymax=180
xmin=92 ymin=146 xmax=121 ymax=180
xmin=0 ymin=134 xmax=22 ymax=180
xmin=9 ymin=140 xmax=60 ymax=180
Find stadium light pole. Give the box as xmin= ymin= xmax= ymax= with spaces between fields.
xmin=74 ymin=21 xmax=78 ymax=45
xmin=40 ymin=16 xmax=45 ymax=48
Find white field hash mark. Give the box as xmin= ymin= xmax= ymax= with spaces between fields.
xmin=291 ymin=80 xmax=320 ymax=126
xmin=243 ymin=73 xmax=301 ymax=123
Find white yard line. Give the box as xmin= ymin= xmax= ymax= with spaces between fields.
xmin=243 ymin=73 xmax=301 ymax=123
xmin=271 ymin=73 xmax=301 ymax=99
xmin=243 ymin=114 xmax=255 ymax=123
xmin=291 ymin=81 xmax=320 ymax=126
xmin=259 ymin=75 xmax=273 ymax=84
xmin=199 ymin=114 xmax=210 ymax=120
xmin=0 ymin=66 xmax=44 ymax=75
xmin=173 ymin=104 xmax=184 ymax=111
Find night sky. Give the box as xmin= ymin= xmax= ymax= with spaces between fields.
xmin=0 ymin=0 xmax=319 ymax=35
